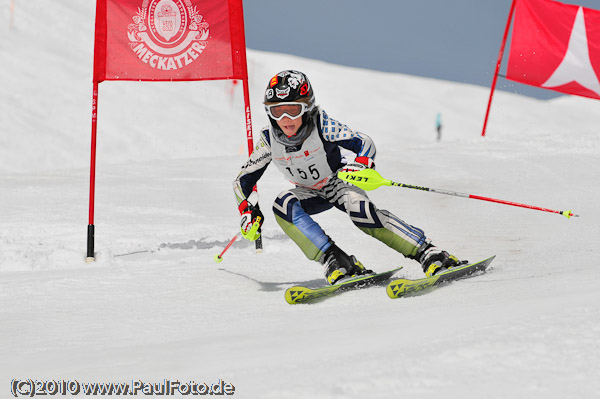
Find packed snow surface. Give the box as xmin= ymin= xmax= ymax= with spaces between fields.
xmin=1 ymin=2 xmax=599 ymax=398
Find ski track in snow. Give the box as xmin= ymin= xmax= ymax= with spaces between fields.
xmin=1 ymin=2 xmax=600 ymax=398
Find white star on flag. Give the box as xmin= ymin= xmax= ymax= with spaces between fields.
xmin=506 ymin=0 xmax=600 ymax=100
xmin=542 ymin=7 xmax=600 ymax=97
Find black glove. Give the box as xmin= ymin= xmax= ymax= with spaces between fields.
xmin=239 ymin=201 xmax=264 ymax=241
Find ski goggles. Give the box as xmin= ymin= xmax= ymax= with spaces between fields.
xmin=265 ymin=102 xmax=309 ymax=121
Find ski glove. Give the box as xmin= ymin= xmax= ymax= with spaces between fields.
xmin=341 ymin=156 xmax=375 ymax=173
xmin=239 ymin=192 xmax=263 ymax=241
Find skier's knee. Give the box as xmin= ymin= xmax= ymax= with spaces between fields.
xmin=348 ymin=200 xmax=383 ymax=229
xmin=273 ymin=190 xmax=299 ymax=223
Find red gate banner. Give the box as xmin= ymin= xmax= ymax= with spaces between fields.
xmin=506 ymin=0 xmax=600 ymax=100
xmin=87 ymin=0 xmax=254 ymax=261
xmin=94 ymin=0 xmax=247 ymax=82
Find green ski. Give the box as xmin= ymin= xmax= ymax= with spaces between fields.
xmin=387 ymin=256 xmax=496 ymax=299
xmin=285 ymin=267 xmax=403 ymax=304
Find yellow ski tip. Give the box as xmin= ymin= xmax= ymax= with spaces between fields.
xmin=285 ymin=286 xmax=313 ymax=304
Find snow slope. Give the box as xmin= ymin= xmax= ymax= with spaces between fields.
xmin=1 ymin=2 xmax=600 ymax=398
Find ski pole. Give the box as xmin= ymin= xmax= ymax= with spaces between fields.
xmin=338 ymin=169 xmax=579 ymax=219
xmin=214 ymin=232 xmax=242 ymax=263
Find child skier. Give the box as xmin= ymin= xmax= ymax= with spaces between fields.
xmin=233 ymin=70 xmax=462 ymax=285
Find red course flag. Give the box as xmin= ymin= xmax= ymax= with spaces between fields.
xmin=93 ymin=0 xmax=247 ymax=82
xmin=87 ymin=0 xmax=254 ymax=261
xmin=506 ymin=0 xmax=600 ymax=99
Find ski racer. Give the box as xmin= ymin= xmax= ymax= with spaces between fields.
xmin=233 ymin=70 xmax=463 ymax=285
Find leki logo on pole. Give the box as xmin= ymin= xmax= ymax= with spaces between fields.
xmin=127 ymin=0 xmax=209 ymax=71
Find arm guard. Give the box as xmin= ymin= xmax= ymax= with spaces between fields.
xmin=233 ymin=128 xmax=272 ymax=206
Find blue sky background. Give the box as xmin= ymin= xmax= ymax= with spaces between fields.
xmin=242 ymin=0 xmax=600 ymax=100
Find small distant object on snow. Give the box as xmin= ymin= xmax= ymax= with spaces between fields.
xmin=435 ymin=112 xmax=442 ymax=142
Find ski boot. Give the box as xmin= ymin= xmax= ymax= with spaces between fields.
xmin=320 ymin=243 xmax=372 ymax=285
xmin=417 ymin=242 xmax=466 ymax=277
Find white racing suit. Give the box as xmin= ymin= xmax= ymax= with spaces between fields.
xmin=233 ymin=107 xmax=428 ymax=262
